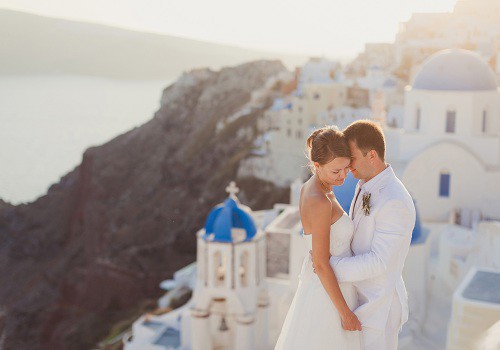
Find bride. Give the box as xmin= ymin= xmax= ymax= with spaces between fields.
xmin=275 ymin=126 xmax=362 ymax=350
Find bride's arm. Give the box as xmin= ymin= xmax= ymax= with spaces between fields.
xmin=329 ymin=199 xmax=414 ymax=282
xmin=304 ymin=196 xmax=362 ymax=331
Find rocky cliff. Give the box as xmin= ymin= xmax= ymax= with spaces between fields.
xmin=0 ymin=60 xmax=290 ymax=350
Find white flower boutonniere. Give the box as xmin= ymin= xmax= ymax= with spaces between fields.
xmin=362 ymin=192 xmax=371 ymax=216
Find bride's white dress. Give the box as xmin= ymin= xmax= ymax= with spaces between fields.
xmin=275 ymin=212 xmax=362 ymax=349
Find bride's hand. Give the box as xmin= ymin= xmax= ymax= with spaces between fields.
xmin=340 ymin=310 xmax=362 ymax=331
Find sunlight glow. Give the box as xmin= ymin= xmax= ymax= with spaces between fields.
xmin=0 ymin=0 xmax=457 ymax=59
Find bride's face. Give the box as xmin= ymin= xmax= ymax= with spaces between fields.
xmin=316 ymin=157 xmax=351 ymax=187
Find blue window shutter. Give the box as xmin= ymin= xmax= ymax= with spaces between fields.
xmin=439 ymin=173 xmax=450 ymax=197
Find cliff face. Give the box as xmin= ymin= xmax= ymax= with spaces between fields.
xmin=0 ymin=60 xmax=290 ymax=350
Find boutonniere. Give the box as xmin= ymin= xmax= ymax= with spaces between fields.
xmin=362 ymin=192 xmax=371 ymax=216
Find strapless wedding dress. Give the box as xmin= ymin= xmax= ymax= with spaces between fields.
xmin=275 ymin=213 xmax=362 ymax=350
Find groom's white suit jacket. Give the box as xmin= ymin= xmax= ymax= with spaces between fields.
xmin=330 ymin=165 xmax=416 ymax=330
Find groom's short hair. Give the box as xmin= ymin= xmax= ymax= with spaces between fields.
xmin=344 ymin=120 xmax=385 ymax=161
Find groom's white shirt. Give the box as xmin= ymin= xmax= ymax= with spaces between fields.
xmin=330 ymin=165 xmax=416 ymax=331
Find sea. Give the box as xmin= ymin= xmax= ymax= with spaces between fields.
xmin=0 ymin=75 xmax=170 ymax=204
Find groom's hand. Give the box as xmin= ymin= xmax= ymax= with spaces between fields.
xmin=310 ymin=250 xmax=332 ymax=274
xmin=341 ymin=311 xmax=363 ymax=332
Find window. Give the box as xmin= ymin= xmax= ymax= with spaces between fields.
xmin=439 ymin=172 xmax=450 ymax=197
xmin=296 ymin=130 xmax=302 ymax=139
xmin=287 ymin=128 xmax=291 ymax=137
xmin=313 ymin=93 xmax=320 ymax=100
xmin=446 ymin=110 xmax=456 ymax=133
xmin=482 ymin=110 xmax=487 ymax=133
xmin=415 ymin=107 xmax=421 ymax=130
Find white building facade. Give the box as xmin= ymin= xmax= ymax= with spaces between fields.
xmin=385 ymin=49 xmax=500 ymax=222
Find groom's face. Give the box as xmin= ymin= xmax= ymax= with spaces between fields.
xmin=348 ymin=140 xmax=371 ymax=180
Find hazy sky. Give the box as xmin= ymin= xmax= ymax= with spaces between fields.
xmin=0 ymin=0 xmax=457 ymax=58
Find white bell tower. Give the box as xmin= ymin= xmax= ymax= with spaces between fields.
xmin=189 ymin=181 xmax=269 ymax=350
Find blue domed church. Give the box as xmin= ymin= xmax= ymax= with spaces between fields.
xmin=189 ymin=182 xmax=269 ymax=350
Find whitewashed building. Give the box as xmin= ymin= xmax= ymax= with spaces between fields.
xmin=238 ymin=58 xmax=368 ymax=186
xmin=123 ymin=176 xmax=431 ymax=349
xmin=447 ymin=268 xmax=500 ymax=350
xmin=385 ymin=48 xmax=500 ymax=222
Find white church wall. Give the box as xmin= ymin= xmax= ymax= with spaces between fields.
xmin=405 ymin=90 xmax=472 ymax=135
xmin=180 ymin=309 xmax=192 ymax=349
xmin=482 ymin=172 xmax=500 ymax=220
xmin=196 ymin=232 xmax=207 ymax=286
xmin=470 ymin=92 xmax=500 ymax=137
xmin=387 ymin=129 xmax=500 ymax=169
xmin=402 ymin=142 xmax=486 ymax=221
xmin=405 ymin=88 xmax=499 ymax=126
xmin=404 ymin=90 xmax=499 ymax=142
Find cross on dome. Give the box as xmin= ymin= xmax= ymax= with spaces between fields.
xmin=225 ymin=181 xmax=239 ymax=198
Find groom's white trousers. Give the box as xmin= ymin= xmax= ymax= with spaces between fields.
xmin=361 ymin=292 xmax=402 ymax=350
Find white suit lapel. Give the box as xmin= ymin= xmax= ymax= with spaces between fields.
xmin=353 ymin=191 xmax=366 ymax=232
xmin=349 ymin=181 xmax=361 ymax=219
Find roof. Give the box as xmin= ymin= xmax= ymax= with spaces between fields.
xmin=455 ymin=267 xmax=500 ymax=304
xmin=203 ymin=196 xmax=257 ymax=243
xmin=153 ymin=327 xmax=180 ymax=347
xmin=411 ymin=49 xmax=497 ymax=91
xmin=461 ymin=269 xmax=500 ymax=305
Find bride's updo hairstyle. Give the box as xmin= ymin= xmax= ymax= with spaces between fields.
xmin=306 ymin=126 xmax=350 ymax=174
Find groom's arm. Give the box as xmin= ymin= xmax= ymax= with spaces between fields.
xmin=329 ymin=199 xmax=414 ymax=283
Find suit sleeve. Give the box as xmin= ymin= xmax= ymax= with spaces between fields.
xmin=329 ymin=199 xmax=414 ymax=283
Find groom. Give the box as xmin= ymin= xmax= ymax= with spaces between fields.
xmin=312 ymin=120 xmax=416 ymax=350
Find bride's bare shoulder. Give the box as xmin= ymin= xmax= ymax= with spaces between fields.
xmin=301 ymin=185 xmax=330 ymax=211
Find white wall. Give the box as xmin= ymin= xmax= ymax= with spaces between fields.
xmin=402 ymin=142 xmax=488 ymax=221
xmin=404 ymin=90 xmax=499 ymax=138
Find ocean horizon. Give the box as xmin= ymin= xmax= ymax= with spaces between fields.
xmin=0 ymin=75 xmax=169 ymax=204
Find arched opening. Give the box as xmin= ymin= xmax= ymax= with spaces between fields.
xmin=214 ymin=251 xmax=226 ymax=286
xmin=239 ymin=251 xmax=249 ymax=287
xmin=445 ymin=110 xmax=456 ymax=133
